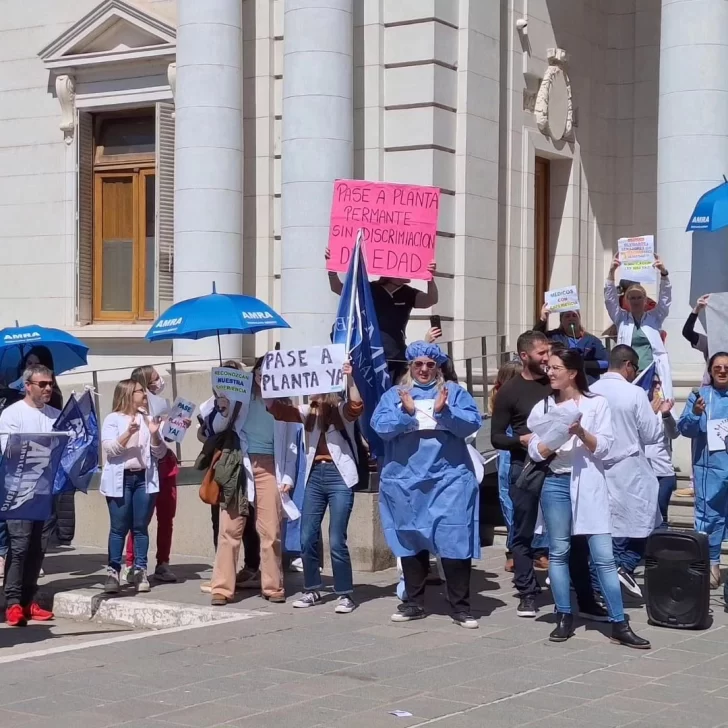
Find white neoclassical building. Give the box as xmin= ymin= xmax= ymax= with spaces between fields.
xmin=0 ymin=0 xmax=721 ymax=385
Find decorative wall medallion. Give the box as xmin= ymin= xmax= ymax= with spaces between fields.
xmin=56 ymin=74 xmax=76 ymax=144
xmin=534 ymin=48 xmax=574 ymax=142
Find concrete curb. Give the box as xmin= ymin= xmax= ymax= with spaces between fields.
xmin=44 ymin=589 xmax=268 ymax=630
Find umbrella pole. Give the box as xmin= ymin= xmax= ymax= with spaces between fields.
xmin=217 ymin=332 xmax=222 ymax=366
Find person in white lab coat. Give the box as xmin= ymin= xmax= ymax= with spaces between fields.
xmin=605 ymin=254 xmax=673 ymax=398
xmin=527 ymin=348 xmax=650 ymax=649
xmin=590 ymin=345 xmax=664 ymax=598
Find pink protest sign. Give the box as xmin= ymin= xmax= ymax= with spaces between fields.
xmin=327 ymin=179 xmax=440 ymax=280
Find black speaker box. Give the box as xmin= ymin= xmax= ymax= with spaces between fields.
xmin=644 ymin=529 xmax=711 ymax=630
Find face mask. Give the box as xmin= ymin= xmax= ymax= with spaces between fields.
xmin=150 ymin=376 xmax=166 ymax=395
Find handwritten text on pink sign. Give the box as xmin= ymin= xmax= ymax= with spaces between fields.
xmin=327 ymin=180 xmax=440 ymax=280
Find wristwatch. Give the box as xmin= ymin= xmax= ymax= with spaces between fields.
xmin=660 ymin=270 xmax=669 ymax=277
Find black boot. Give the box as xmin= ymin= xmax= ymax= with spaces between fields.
xmin=549 ymin=613 xmax=574 ymax=642
xmin=610 ymin=620 xmax=651 ymax=649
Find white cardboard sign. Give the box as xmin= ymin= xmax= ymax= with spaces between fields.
xmin=162 ymin=397 xmax=196 ymax=443
xmin=261 ymin=345 xmax=346 ymax=398
xmin=211 ymin=367 xmax=254 ymax=406
xmin=544 ymin=285 xmax=580 ymax=313
xmin=618 ymin=235 xmax=655 ymax=284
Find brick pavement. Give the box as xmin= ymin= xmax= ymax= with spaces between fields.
xmin=0 ymin=546 xmax=727 ymax=728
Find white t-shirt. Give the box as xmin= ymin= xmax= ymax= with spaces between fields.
xmin=0 ymin=400 xmax=61 ymax=452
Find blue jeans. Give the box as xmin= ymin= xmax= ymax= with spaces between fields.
xmin=300 ymin=462 xmax=354 ymax=595
xmin=0 ymin=521 xmax=8 ymax=558
xmin=498 ymin=450 xmax=548 ymax=552
xmin=657 ymin=474 xmax=676 ymax=525
xmin=106 ymin=471 xmax=157 ymax=572
xmin=612 ymin=538 xmax=646 ymax=575
xmin=540 ymin=473 xmax=625 ymax=622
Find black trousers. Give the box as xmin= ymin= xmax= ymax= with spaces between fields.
xmin=5 ymin=520 xmax=45 ymax=607
xmin=210 ymin=503 xmax=260 ymax=571
xmin=401 ymin=550 xmax=471 ymax=613
xmin=509 ymin=463 xmax=595 ymax=606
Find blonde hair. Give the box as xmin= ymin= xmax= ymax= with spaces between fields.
xmin=488 ymin=360 xmax=523 ymax=414
xmin=130 ymin=365 xmax=156 ymax=390
xmin=625 ymin=284 xmax=647 ymax=299
xmin=111 ymin=379 xmax=141 ymax=415
xmin=399 ymin=365 xmax=446 ymax=392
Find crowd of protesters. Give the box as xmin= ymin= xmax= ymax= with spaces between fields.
xmin=0 ymin=250 xmax=721 ymax=649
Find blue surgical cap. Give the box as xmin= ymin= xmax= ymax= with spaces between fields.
xmin=405 ymin=341 xmax=448 ymax=365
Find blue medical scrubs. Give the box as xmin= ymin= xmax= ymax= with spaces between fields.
xmin=371 ymin=381 xmax=482 ymax=559
xmin=678 ymin=386 xmax=728 ymax=565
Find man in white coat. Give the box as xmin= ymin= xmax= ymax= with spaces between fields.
xmin=591 ymin=345 xmax=663 ymax=597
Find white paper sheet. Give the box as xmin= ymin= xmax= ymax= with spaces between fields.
xmin=707 ymin=418 xmax=728 ymax=452
xmin=280 ymin=491 xmax=301 ymax=521
xmin=528 ymin=399 xmax=581 ymax=451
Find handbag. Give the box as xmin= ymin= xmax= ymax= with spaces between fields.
xmin=514 ymin=397 xmax=554 ymax=496
xmin=198 ymin=401 xmax=242 ymax=505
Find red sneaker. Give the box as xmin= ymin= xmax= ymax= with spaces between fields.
xmin=6 ymin=604 xmax=27 ymax=627
xmin=24 ymin=603 xmax=53 ymax=621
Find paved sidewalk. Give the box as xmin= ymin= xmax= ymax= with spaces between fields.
xmin=1 ymin=546 xmax=728 ymax=727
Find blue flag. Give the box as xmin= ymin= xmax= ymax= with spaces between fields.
xmin=633 ymin=362 xmax=657 ymax=394
xmin=0 ymin=433 xmax=68 ymax=521
xmin=333 ymin=236 xmax=391 ymax=456
xmin=52 ymin=390 xmax=99 ymax=494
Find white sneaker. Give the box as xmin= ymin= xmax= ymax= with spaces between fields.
xmin=200 ymin=580 xmax=212 ymax=594
xmin=120 ymin=566 xmax=132 ymax=585
xmin=289 ymin=557 xmax=304 ymax=573
xmin=135 ymin=569 xmax=151 ymax=593
xmin=292 ymin=591 xmax=321 ymax=608
xmin=154 ymin=563 xmax=178 ymax=583
xmin=335 ymin=596 xmax=356 ymax=614
xmin=0 ymin=555 xmax=5 ymax=584
xmin=617 ymin=567 xmax=643 ymax=598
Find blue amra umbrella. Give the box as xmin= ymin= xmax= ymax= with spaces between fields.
xmin=686 ymin=177 xmax=728 ymax=232
xmin=146 ymin=283 xmax=289 ymax=361
xmin=0 ymin=324 xmax=89 ymax=378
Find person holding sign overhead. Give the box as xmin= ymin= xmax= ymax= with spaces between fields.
xmin=100 ymin=379 xmax=168 ymax=595
xmin=605 ymin=253 xmax=673 ymax=398
xmin=326 ymin=247 xmax=439 ymax=383
xmin=535 ymin=304 xmax=608 ymax=383
xmin=371 ymin=342 xmax=482 ymax=629
xmin=266 ymin=361 xmax=362 ymax=614
xmin=677 ymin=352 xmax=728 ymax=590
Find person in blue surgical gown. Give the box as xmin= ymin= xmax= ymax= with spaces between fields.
xmin=678 ymin=351 xmax=728 ymax=592
xmin=371 ymin=341 xmax=482 ymax=629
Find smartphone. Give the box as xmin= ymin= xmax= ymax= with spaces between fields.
xmin=429 ymin=315 xmax=442 ymax=330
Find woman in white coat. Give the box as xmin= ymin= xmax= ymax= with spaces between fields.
xmin=101 ymin=379 xmax=168 ymax=594
xmin=208 ymin=357 xmax=302 ymax=605
xmin=527 ymin=349 xmax=650 ymax=649
xmin=605 ymin=254 xmax=673 ymax=398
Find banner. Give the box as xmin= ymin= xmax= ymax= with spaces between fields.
xmin=162 ymin=397 xmax=196 ymax=443
xmin=262 ymin=345 xmax=346 ymax=398
xmin=333 ymin=235 xmax=392 ymax=456
xmin=211 ymin=367 xmax=253 ymax=406
xmin=705 ymin=291 xmax=728 ymax=357
xmin=52 ymin=390 xmax=99 ymax=494
xmin=618 ymin=235 xmax=655 ymax=284
xmin=327 ymin=179 xmax=440 ymax=281
xmin=544 ymin=285 xmax=580 ymax=313
xmin=0 ymin=433 xmax=68 ymax=520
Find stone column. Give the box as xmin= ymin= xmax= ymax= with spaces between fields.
xmin=174 ymin=0 xmax=243 ymax=362
xmin=280 ymin=0 xmax=353 ymax=347
xmin=657 ymin=0 xmax=728 ymax=378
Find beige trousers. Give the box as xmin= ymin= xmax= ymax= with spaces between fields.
xmin=210 ymin=455 xmax=284 ymax=599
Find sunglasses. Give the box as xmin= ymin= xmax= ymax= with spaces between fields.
xmin=713 ymin=366 xmax=728 ymax=373
xmin=412 ymin=361 xmax=437 ymax=370
xmin=28 ymin=380 xmax=53 ymax=389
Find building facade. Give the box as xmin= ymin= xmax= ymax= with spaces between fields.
xmin=0 ymin=0 xmax=718 ymax=385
